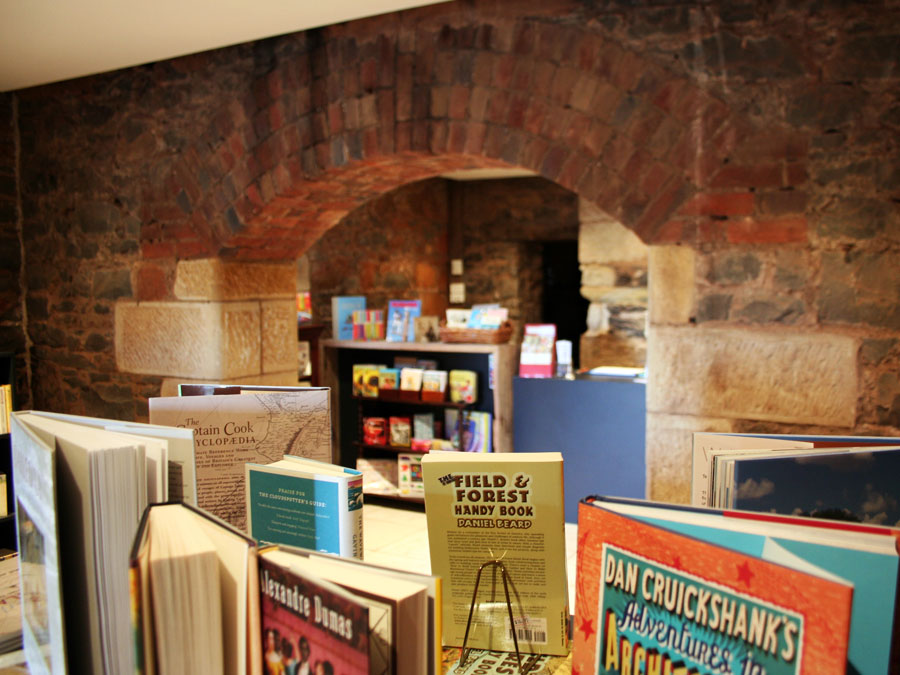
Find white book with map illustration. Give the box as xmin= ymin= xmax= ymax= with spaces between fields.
xmin=149 ymin=386 xmax=332 ymax=531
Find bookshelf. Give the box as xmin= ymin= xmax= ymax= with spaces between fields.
xmin=0 ymin=353 xmax=14 ymax=552
xmin=322 ymin=340 xmax=517 ymax=502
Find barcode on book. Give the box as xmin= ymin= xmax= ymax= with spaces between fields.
xmin=505 ymin=617 xmax=548 ymax=645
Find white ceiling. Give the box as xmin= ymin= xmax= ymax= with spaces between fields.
xmin=0 ymin=0 xmax=451 ymax=92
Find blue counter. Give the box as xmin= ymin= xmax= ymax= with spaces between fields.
xmin=512 ymin=375 xmax=646 ymax=523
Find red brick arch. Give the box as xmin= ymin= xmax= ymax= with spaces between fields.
xmin=140 ymin=13 xmax=808 ymax=262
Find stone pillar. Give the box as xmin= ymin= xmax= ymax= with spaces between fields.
xmin=578 ymin=198 xmax=649 ymax=369
xmin=115 ymin=259 xmax=299 ymax=396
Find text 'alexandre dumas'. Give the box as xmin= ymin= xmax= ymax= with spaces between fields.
xmin=441 ymin=472 xmax=535 ymax=529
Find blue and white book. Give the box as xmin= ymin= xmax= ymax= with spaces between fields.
xmin=331 ymin=296 xmax=366 ymax=341
xmin=385 ymin=299 xmax=421 ymax=342
xmin=245 ymin=456 xmax=363 ymax=559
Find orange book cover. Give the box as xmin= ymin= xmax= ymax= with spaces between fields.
xmin=572 ymin=499 xmax=853 ymax=675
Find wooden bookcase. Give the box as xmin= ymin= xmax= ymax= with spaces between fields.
xmin=322 ymin=340 xmax=517 ymax=503
xmin=0 ymin=352 xmax=15 ymax=552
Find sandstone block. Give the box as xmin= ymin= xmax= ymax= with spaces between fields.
xmin=174 ymin=258 xmax=295 ymax=301
xmin=262 ymin=299 xmax=299 ymax=374
xmin=649 ymin=245 xmax=695 ymax=325
xmin=647 ymin=326 xmax=857 ymax=427
xmin=579 ymin=217 xmax=648 ymax=265
xmin=645 ymin=413 xmax=734 ymax=504
xmin=116 ymin=301 xmax=261 ymax=379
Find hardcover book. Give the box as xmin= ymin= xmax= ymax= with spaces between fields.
xmin=572 ymin=495 xmax=900 ymax=675
xmin=421 ymin=370 xmax=448 ymax=403
xmin=245 ymin=456 xmax=364 ymax=559
xmin=258 ymin=551 xmax=370 ymax=675
xmin=10 ymin=411 xmax=192 ymax=675
xmin=149 ymin=387 xmax=331 ymax=531
xmin=130 ymin=501 xmax=260 ymax=675
xmin=399 ymin=367 xmax=425 ymax=392
xmin=362 ymin=417 xmax=388 ymax=446
xmin=260 ymin=546 xmax=432 ymax=675
xmin=385 ymin=300 xmax=422 ymax=342
xmin=413 ymin=413 xmax=434 ymax=441
xmin=332 ymin=296 xmax=366 ymax=341
xmin=421 ymin=451 xmax=569 ymax=655
xmin=377 ymin=367 xmax=400 ymax=391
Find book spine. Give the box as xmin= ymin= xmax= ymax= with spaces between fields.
xmin=343 ymin=476 xmax=364 ymax=560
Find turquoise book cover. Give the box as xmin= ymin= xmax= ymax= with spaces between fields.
xmin=246 ymin=460 xmax=363 ymax=558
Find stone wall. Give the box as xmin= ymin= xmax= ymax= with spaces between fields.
xmin=3 ymin=0 xmax=899 ymax=502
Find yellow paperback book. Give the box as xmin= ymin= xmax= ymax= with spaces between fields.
xmin=421 ymin=451 xmax=569 ymax=657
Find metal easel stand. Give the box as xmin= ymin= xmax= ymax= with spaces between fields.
xmin=456 ymin=559 xmax=541 ymax=675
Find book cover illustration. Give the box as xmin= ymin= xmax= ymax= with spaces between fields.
xmin=246 ymin=458 xmax=364 ymax=559
xmin=331 ymin=296 xmax=366 ymax=341
xmin=414 ymin=316 xmax=441 ymax=343
xmin=572 ymin=498 xmax=856 ymax=675
xmin=385 ymin=300 xmax=422 ymax=342
xmin=728 ymin=446 xmax=900 ymax=524
xmin=448 ymin=370 xmax=478 ymax=404
xmin=389 ymin=417 xmax=411 ymax=448
xmin=413 ymin=413 xmax=434 ymax=441
xmin=398 ymin=454 xmax=424 ymax=496
xmin=259 ymin=555 xmax=369 ymax=675
xmin=519 ymin=324 xmax=556 ymax=378
xmin=377 ymin=368 xmax=400 ymax=391
xmin=362 ymin=417 xmax=388 ymax=446
xmin=399 ymin=367 xmax=424 ymax=393
xmin=421 ymin=452 xmax=569 ymax=656
xmin=352 ymin=309 xmax=384 ymax=340
xmin=421 ymin=370 xmax=448 ymax=403
xmin=149 ymin=388 xmax=331 ymax=531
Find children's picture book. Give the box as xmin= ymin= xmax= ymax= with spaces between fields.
xmin=245 ymin=456 xmax=364 ymax=559
xmin=130 ymin=501 xmax=260 ymax=675
xmin=572 ymin=495 xmax=900 ymax=675
xmin=389 ymin=417 xmax=411 ymax=447
xmin=421 ymin=370 xmax=448 ymax=403
xmin=261 ymin=545 xmax=432 ymax=675
xmin=331 ymin=296 xmax=366 ymax=341
xmin=448 ymin=369 xmax=478 ymax=404
xmin=413 ymin=413 xmax=434 ymax=441
xmin=149 ymin=387 xmax=331 ymax=531
xmin=467 ymin=304 xmax=508 ymax=330
xmin=691 ymin=432 xmax=900 ymax=512
xmin=9 ymin=411 xmax=198 ymax=675
xmin=258 ymin=551 xmax=370 ymax=675
xmin=362 ymin=417 xmax=388 ymax=446
xmin=519 ymin=324 xmax=556 ymax=378
xmin=385 ymin=300 xmax=422 ymax=342
xmin=443 ymin=410 xmax=492 ymax=453
xmin=355 ymin=457 xmax=399 ymax=496
xmin=445 ymin=308 xmax=471 ymax=329
xmin=398 ymin=453 xmax=425 ymax=496
xmin=377 ymin=367 xmax=400 ymax=392
xmin=399 ymin=367 xmax=425 ymax=393
xmin=414 ymin=315 xmax=441 ymax=342
xmin=421 ymin=451 xmax=569 ymax=656
xmin=352 ymin=308 xmax=384 ymax=340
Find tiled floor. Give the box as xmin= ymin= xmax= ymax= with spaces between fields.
xmin=363 ymin=502 xmax=579 ymax=612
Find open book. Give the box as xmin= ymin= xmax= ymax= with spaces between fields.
xmin=130 ymin=501 xmax=260 ymax=675
xmin=9 ymin=411 xmax=194 ymax=675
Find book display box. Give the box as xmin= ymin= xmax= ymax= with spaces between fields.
xmin=322 ymin=340 xmax=516 ymax=504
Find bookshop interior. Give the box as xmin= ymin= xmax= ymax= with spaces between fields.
xmin=2 ymin=1 xmax=899 ymax=673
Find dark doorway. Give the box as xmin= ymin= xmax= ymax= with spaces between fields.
xmin=542 ymin=241 xmax=588 ymax=370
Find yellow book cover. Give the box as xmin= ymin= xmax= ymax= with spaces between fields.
xmin=421 ymin=451 xmax=569 ymax=656
xmin=448 ymin=370 xmax=478 ymax=404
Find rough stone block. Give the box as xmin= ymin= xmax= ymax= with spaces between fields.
xmin=647 ymin=326 xmax=857 ymax=427
xmin=645 ymin=412 xmax=733 ymax=504
xmin=579 ymin=208 xmax=647 ymax=265
xmin=116 ymin=300 xmax=261 ymax=379
xmin=262 ymin=299 xmax=299 ymax=374
xmin=649 ymin=245 xmax=695 ymax=325
xmin=174 ymin=258 xmax=296 ymax=301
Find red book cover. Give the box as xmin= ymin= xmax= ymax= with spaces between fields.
xmin=519 ymin=324 xmax=556 ymax=378
xmin=572 ymin=499 xmax=853 ymax=675
xmin=259 ymin=554 xmax=369 ymax=675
